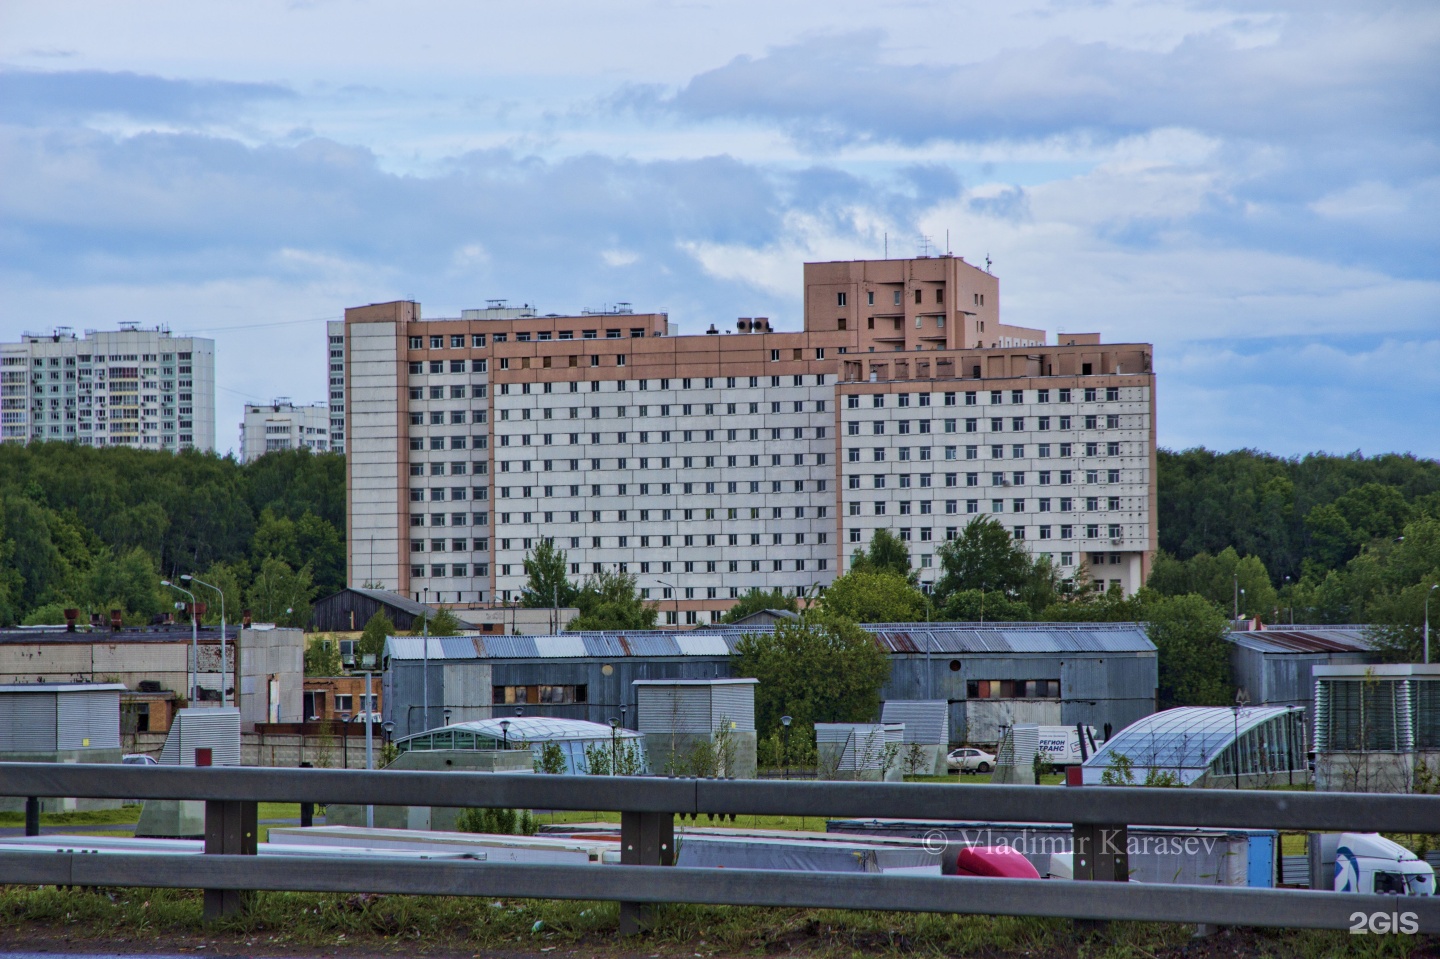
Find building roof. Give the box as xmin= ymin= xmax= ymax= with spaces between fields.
xmin=631 ymin=678 xmax=759 ymax=687
xmin=0 ymin=628 xmax=225 ymax=645
xmin=726 ymin=609 xmax=801 ymax=626
xmin=384 ymin=622 xmax=1155 ymax=660
xmin=396 ymin=716 xmax=644 ymax=747
xmin=331 ymin=587 xmax=438 ymax=620
xmin=1225 ymin=626 xmax=1373 ymax=654
xmin=1083 ymin=706 xmax=1297 ymax=785
xmin=0 ymin=683 xmax=128 ymax=694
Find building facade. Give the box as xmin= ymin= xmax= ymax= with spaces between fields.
xmin=239 ymin=399 xmax=330 ymax=461
xmin=326 ymin=320 xmax=346 ymax=454
xmin=1 ymin=324 xmax=216 ymax=451
xmin=344 ymin=256 xmax=1157 ymax=621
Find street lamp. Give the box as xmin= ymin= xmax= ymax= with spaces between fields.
xmin=499 ymin=719 xmax=511 ymax=750
xmin=183 ymin=575 xmax=227 ymax=707
xmin=1425 ymin=584 xmax=1438 ymax=665
xmin=161 ymin=580 xmax=199 ymax=702
xmin=781 ymin=715 xmax=792 ymax=781
xmin=657 ymin=579 xmax=679 ymax=628
xmin=1232 ymin=688 xmax=1250 ymax=790
xmin=609 ymin=717 xmax=620 ymax=775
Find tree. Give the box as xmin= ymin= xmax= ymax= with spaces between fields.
xmin=356 ymin=610 xmax=395 ymax=662
xmin=720 ymin=586 xmax=798 ymax=624
xmin=850 ymin=529 xmax=913 ymax=582
xmin=933 ymin=517 xmax=1034 ymax=604
xmin=245 ymin=557 xmax=314 ymax=628
xmin=1144 ymin=592 xmax=1233 ymax=708
xmin=732 ymin=610 xmax=890 ymax=745
xmin=519 ymin=538 xmax=578 ymax=609
xmin=410 ymin=606 xmax=464 ymax=636
xmin=191 ymin=560 xmax=250 ymax=628
xmin=1147 ymin=547 xmax=1277 ymax=620
xmin=939 ymin=589 xmax=1033 ymax=622
xmin=304 ymin=635 xmax=343 ymax=676
xmin=567 ymin=568 xmax=657 ymax=631
xmin=820 ymin=570 xmax=927 ymax=623
xmin=82 ymin=546 xmax=165 ymax=624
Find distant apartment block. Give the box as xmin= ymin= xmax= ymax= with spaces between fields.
xmin=327 ymin=321 xmax=346 ymax=454
xmin=239 ymin=399 xmax=330 ymax=461
xmin=343 ymin=256 xmax=1157 ymax=623
xmin=1 ymin=324 xmax=215 ymax=452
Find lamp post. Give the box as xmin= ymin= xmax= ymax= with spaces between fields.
xmin=363 ymin=669 xmax=374 ymax=828
xmin=182 ymin=575 xmax=226 ymax=707
xmin=500 ymin=719 xmax=510 ymax=750
xmin=609 ymin=717 xmax=620 ymax=775
xmin=1425 ymin=584 xmax=1438 ymax=665
xmin=161 ymin=580 xmax=198 ymax=702
xmin=657 ymin=579 xmax=679 ymax=628
xmin=1232 ymin=688 xmax=1250 ymax=790
xmin=781 ymin=715 xmax=792 ymax=781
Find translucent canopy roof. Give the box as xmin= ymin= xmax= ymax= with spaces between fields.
xmin=396 ymin=716 xmax=643 ymax=750
xmin=1082 ymin=706 xmax=1300 ymax=786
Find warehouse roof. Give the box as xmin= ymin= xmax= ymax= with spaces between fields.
xmin=338 ymin=587 xmax=437 ymax=619
xmin=1083 ymin=705 xmax=1298 ymax=785
xmin=1224 ymin=626 xmax=1372 ymax=654
xmin=385 ymin=622 xmax=1154 ymax=660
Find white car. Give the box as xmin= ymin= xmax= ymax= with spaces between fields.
xmin=947 ymin=747 xmax=995 ymax=774
xmin=121 ymin=754 xmax=158 ymax=766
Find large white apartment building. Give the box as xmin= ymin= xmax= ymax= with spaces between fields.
xmin=326 ymin=320 xmax=346 ymax=454
xmin=0 ymin=324 xmax=215 ymax=452
xmin=344 ymin=256 xmax=1157 ymax=624
xmin=239 ymin=399 xmax=331 ymax=461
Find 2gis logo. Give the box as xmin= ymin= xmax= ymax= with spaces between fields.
xmin=1349 ymin=910 xmax=1419 ymax=935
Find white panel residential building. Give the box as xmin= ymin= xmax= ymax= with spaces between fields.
xmin=1 ymin=324 xmax=215 ymax=452
xmin=239 ymin=400 xmax=331 ymax=461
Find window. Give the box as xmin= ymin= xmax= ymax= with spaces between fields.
xmin=966 ymin=679 xmax=1061 ymax=699
xmin=837 ymin=292 xmax=847 ymax=306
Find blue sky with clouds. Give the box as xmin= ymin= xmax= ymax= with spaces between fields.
xmin=1 ymin=0 xmax=1436 ymax=457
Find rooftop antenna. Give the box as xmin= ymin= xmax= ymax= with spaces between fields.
xmin=986 ymin=252 xmax=993 ymax=273
xmin=946 ymin=229 xmax=950 ymax=255
xmin=917 ymin=235 xmax=932 ymax=257
xmin=884 ymin=232 xmax=888 ymax=258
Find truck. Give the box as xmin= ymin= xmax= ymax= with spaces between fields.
xmin=1311 ymin=832 xmax=1436 ymax=896
xmin=1035 ymin=724 xmax=1102 ymax=769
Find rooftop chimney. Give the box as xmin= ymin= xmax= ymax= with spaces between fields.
xmin=64 ymin=608 xmax=78 ymax=633
xmin=110 ymin=609 xmax=123 ymax=631
xmin=242 ymin=609 xmax=253 ymax=628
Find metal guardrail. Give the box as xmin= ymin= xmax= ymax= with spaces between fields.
xmin=1 ymin=763 xmax=1438 ymax=934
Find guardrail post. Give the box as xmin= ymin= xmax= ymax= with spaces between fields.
xmin=1073 ymin=823 xmax=1129 ymax=882
xmin=299 ymin=761 xmax=314 ymax=827
xmin=24 ymin=797 xmax=40 ymax=837
xmin=618 ymin=810 xmax=675 ymax=936
xmin=203 ymin=799 xmax=258 ymax=920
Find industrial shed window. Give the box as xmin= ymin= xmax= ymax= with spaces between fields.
xmin=967 ymin=679 xmax=1060 ymax=699
xmin=493 ymin=684 xmax=587 ymax=705
xmin=1414 ymin=680 xmax=1440 ymax=748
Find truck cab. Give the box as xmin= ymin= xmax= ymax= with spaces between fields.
xmin=1333 ymin=833 xmax=1435 ymax=896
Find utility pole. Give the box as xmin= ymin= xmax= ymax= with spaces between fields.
xmin=364 ymin=669 xmax=374 ymax=828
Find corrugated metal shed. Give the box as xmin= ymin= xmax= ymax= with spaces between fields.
xmin=157 ymin=707 xmax=242 ymax=766
xmin=881 ymin=700 xmax=948 ymax=745
xmin=1226 ymin=628 xmax=1372 ymax=654
xmin=385 ymin=623 xmax=1155 ymax=660
xmin=0 ymin=684 xmax=124 ymax=753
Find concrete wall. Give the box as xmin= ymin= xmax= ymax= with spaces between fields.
xmin=643 ymin=730 xmax=758 ymax=779
xmin=325 ymin=748 xmax=533 ymax=830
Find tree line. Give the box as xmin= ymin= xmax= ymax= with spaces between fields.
xmin=0 ymin=443 xmax=345 ymax=628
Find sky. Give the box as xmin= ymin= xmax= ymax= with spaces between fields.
xmin=1 ymin=0 xmax=1436 ymax=459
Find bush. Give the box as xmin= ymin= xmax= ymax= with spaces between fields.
xmin=455 ymin=807 xmax=537 ymax=835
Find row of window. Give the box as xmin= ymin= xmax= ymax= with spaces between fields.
xmin=848 ymin=414 xmax=1125 ymax=435
xmin=846 ymin=386 xmax=1123 ymax=409
xmin=849 ymin=443 xmax=1127 ymax=462
xmin=849 ymin=470 xmax=1127 ymax=489
xmin=412 ymin=330 xmax=648 ymax=350
xmin=847 ymin=514 xmax=1129 ymax=539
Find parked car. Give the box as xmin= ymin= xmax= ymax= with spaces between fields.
xmin=349 ymin=712 xmax=383 ymax=724
xmin=946 ymin=747 xmax=995 ymax=774
xmin=121 ymin=754 xmax=158 ymax=766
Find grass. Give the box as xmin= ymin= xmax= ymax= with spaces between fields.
xmin=0 ymin=807 xmax=140 ymax=827
xmin=0 ymin=885 xmax=1428 ymax=957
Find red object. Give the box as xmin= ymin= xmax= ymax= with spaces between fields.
xmin=955 ymin=846 xmax=1041 ymax=879
xmin=1066 ymin=765 xmax=1084 ymax=787
xmin=194 ymin=748 xmax=213 ymax=767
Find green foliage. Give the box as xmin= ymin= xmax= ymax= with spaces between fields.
xmin=410 ymin=606 xmax=464 ymax=637
xmin=1144 ymin=592 xmax=1233 ymax=707
xmin=534 ymin=741 xmax=567 ymax=775
xmin=1147 ymin=546 xmax=1277 ymax=618
xmin=304 ymin=635 xmax=344 ymax=676
xmin=720 ymin=586 xmax=798 ymax=624
xmin=935 ymin=517 xmax=1032 ymax=597
xmin=732 ymin=609 xmax=890 ymax=752
xmin=20 ymin=602 xmax=70 ymax=626
xmin=566 ymin=567 xmax=657 ymax=631
xmin=849 ymin=529 xmax=914 ymax=582
xmin=190 ymin=561 xmax=248 ymax=627
xmin=582 ymin=738 xmax=645 ymax=775
xmin=820 ymin=569 xmax=928 ymax=623
xmin=0 ymin=443 xmax=346 ymax=627
xmin=245 ymin=557 xmax=315 ymax=628
xmin=356 ymin=610 xmax=395 ymax=662
xmin=519 ymin=538 xmax=578 ymax=609
xmin=455 ymin=807 xmax=537 ymax=835
xmin=939 ymin=589 xmax=1034 ymax=622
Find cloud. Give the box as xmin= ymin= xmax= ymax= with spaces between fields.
xmin=0 ymin=68 xmax=295 ymax=125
